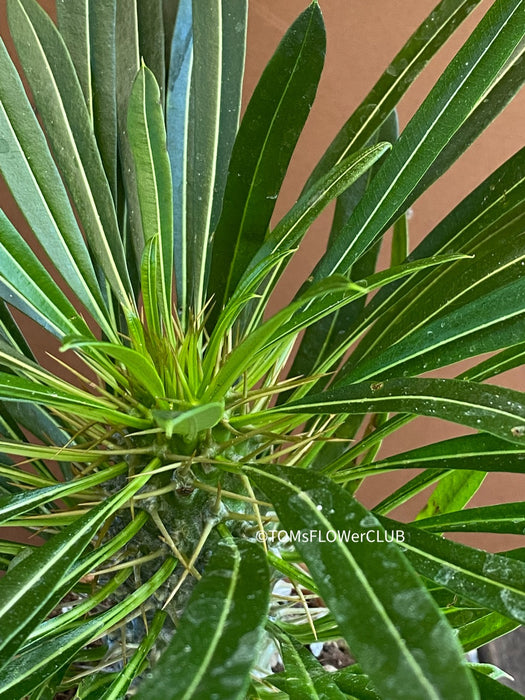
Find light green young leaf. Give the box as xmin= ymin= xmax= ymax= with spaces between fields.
xmin=127 ymin=65 xmax=174 ymax=338
xmin=152 ymin=402 xmax=224 ymax=439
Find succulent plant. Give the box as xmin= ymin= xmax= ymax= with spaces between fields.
xmin=0 ymin=0 xmax=524 ymax=698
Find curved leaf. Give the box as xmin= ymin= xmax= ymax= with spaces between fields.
xmin=247 ymin=463 xmax=477 ymax=700
xmin=281 ymin=377 xmax=525 ymax=447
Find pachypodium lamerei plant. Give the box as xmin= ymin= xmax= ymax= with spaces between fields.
xmin=0 ymin=0 xmax=524 ymax=697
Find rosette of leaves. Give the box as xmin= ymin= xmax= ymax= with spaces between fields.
xmin=0 ymin=0 xmax=524 ymax=698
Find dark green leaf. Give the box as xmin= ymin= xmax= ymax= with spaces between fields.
xmin=207 ymin=2 xmax=326 ymax=319
xmin=247 ymin=464 xmax=477 ymax=700
xmin=313 ymin=0 xmax=525 ymax=278
xmin=281 ymin=378 xmax=525 ymax=447
xmin=379 ymin=517 xmax=525 ymax=624
xmin=304 ymin=0 xmax=483 ymax=191
xmin=134 ymin=539 xmax=269 ymax=700
xmin=415 ymin=503 xmax=525 ymax=536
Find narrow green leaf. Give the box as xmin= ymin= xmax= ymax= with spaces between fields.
xmin=207 ymin=2 xmax=326 ymax=318
xmin=380 ymin=517 xmax=525 ymax=624
xmin=127 ymin=65 xmax=174 ymax=335
xmin=115 ymin=0 xmax=144 ymax=263
xmin=0 ymin=213 xmax=92 ymax=340
xmin=0 ymin=558 xmax=175 ymax=699
xmin=166 ymin=0 xmax=192 ymax=319
xmin=345 ymin=146 xmax=525 ymax=374
xmin=313 ymin=0 xmax=525 ymax=278
xmin=370 ymin=434 xmax=525 ymax=478
xmin=99 ymin=610 xmax=167 ymax=700
xmin=0 ymin=40 xmax=114 ymax=338
xmin=134 ymin=539 xmax=269 ymax=700
xmin=0 ymin=371 xmax=150 ymax=429
xmin=210 ymin=0 xmax=248 ymax=234
xmin=140 ymin=237 xmax=162 ymax=338
xmin=417 ymin=470 xmax=485 ymax=521
xmin=304 ymin=0 xmax=483 ymax=191
xmin=287 ymin=111 xmax=399 ymax=388
xmin=152 ymin=402 xmax=224 ymax=439
xmin=137 ymin=0 xmax=166 ymax=106
xmin=186 ymin=0 xmax=222 ymax=315
xmin=56 ymin=0 xmax=92 ymax=120
xmin=473 ymin=668 xmax=525 ymax=699
xmin=0 ymin=458 xmax=160 ymax=670
xmin=247 ymin=464 xmax=477 ymax=700
xmin=270 ymin=627 xmax=321 ymax=699
xmin=415 ymin=503 xmax=525 ymax=535
xmin=243 ymin=143 xmax=391 ymax=290
xmin=90 ymin=0 xmax=118 ymax=200
xmin=280 ymin=377 xmax=525 ymax=447
xmin=391 ymin=211 xmax=409 ymax=267
xmin=63 ymin=339 xmax=165 ymax=400
xmin=0 ymin=462 xmax=126 ymax=526
xmin=7 ymin=0 xmax=133 ymax=305
xmin=204 ymin=277 xmax=358 ymax=401
xmin=458 ymin=611 xmax=519 ymax=652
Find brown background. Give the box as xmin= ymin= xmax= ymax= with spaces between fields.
xmin=1 ymin=1 xmax=524 ymax=549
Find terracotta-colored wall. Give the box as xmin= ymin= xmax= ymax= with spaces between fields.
xmin=243 ymin=1 xmax=525 ymax=549
xmin=1 ymin=2 xmax=524 ymax=549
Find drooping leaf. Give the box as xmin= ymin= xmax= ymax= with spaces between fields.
xmin=134 ymin=539 xmax=269 ymax=700
xmin=379 ymin=517 xmax=525 ymax=624
xmin=278 ymin=377 xmax=525 ymax=447
xmin=246 ymin=463 xmax=477 ymax=700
